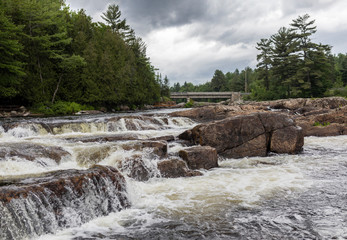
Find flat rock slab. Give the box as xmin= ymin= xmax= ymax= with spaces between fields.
xmin=0 ymin=142 xmax=70 ymax=164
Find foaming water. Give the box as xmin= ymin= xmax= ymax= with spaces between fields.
xmin=1 ymin=111 xmax=347 ymax=239
xmin=38 ymin=135 xmax=347 ymax=240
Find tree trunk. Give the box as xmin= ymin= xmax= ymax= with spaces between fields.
xmin=38 ymin=58 xmax=45 ymax=95
xmin=52 ymin=74 xmax=63 ymax=104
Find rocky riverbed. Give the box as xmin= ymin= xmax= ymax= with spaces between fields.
xmin=0 ymin=98 xmax=346 ymax=239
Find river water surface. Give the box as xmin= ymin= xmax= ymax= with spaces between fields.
xmin=0 ymin=109 xmax=346 ymax=239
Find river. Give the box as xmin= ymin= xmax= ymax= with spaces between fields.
xmin=0 ymin=109 xmax=346 ymax=239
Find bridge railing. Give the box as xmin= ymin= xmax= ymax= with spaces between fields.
xmin=170 ymin=92 xmax=249 ymax=101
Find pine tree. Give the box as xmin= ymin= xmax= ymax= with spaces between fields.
xmin=256 ymin=38 xmax=272 ymax=90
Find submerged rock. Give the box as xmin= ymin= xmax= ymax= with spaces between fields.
xmin=179 ymin=112 xmax=304 ymax=159
xmin=179 ymin=146 xmax=218 ymax=170
xmin=0 ymin=165 xmax=129 ymax=240
xmin=121 ymin=141 xmax=168 ymax=158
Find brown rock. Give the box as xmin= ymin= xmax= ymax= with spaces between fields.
xmin=179 ymin=146 xmax=218 ymax=170
xmin=300 ymin=123 xmax=346 ymax=137
xmin=157 ymin=158 xmax=203 ymax=178
xmin=170 ymin=104 xmax=265 ymax=122
xmin=0 ymin=165 xmax=129 ymax=239
xmin=0 ymin=143 xmax=70 ymax=164
xmin=118 ymin=157 xmax=152 ymax=181
xmin=270 ymin=126 xmax=304 ymax=153
xmin=221 ymin=134 xmax=268 ymax=158
xmin=121 ymin=141 xmax=168 ymax=158
xmin=179 ymin=112 xmax=303 ymax=158
xmin=76 ymin=145 xmax=112 ymax=167
xmin=65 ymin=133 xmax=139 ymax=143
xmin=107 ymin=116 xmax=164 ymax=131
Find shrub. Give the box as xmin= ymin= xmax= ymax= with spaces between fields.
xmin=184 ymin=99 xmax=194 ymax=108
xmin=32 ymin=101 xmax=94 ymax=116
xmin=313 ymin=121 xmax=330 ymax=127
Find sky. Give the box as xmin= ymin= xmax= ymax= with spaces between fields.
xmin=65 ymin=0 xmax=347 ymax=86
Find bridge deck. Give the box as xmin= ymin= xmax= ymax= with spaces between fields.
xmin=170 ymin=92 xmax=247 ymax=99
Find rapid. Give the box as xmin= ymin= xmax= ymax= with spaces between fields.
xmin=0 ymin=109 xmax=346 ymax=239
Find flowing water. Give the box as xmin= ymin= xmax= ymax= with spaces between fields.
xmin=0 ymin=110 xmax=346 ymax=240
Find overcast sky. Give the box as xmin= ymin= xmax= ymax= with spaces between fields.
xmin=66 ymin=0 xmax=347 ymax=86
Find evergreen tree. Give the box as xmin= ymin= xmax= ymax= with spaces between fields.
xmin=211 ymin=69 xmax=227 ymax=91
xmin=256 ymin=38 xmax=272 ymax=90
xmin=270 ymin=27 xmax=300 ymax=98
xmin=101 ymin=4 xmax=130 ymax=37
xmin=290 ymin=14 xmax=333 ymax=97
xmin=341 ymin=56 xmax=347 ymax=86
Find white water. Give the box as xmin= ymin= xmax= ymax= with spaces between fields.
xmin=1 ymin=111 xmax=347 ymax=239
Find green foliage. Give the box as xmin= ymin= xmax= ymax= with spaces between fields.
xmin=0 ymin=7 xmax=25 ymax=99
xmin=184 ymin=99 xmax=194 ymax=108
xmin=325 ymin=87 xmax=347 ymax=98
xmin=0 ymin=1 xmax=161 ymax=111
xmin=313 ymin=121 xmax=330 ymax=127
xmin=211 ymin=69 xmax=228 ymax=91
xmin=253 ymin=14 xmax=334 ymax=100
xmin=33 ymin=101 xmax=94 ymax=115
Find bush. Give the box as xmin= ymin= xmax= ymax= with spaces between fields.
xmin=324 ymin=87 xmax=347 ymax=98
xmin=32 ymin=101 xmax=94 ymax=116
xmin=313 ymin=121 xmax=330 ymax=127
xmin=184 ymin=99 xmax=194 ymax=108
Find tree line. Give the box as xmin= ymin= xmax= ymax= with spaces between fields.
xmin=0 ymin=0 xmax=167 ymax=110
xmin=171 ymin=14 xmax=347 ymax=101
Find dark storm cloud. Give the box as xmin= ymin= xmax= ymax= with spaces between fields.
xmin=117 ymin=0 xmax=210 ymax=31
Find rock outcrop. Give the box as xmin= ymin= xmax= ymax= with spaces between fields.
xmin=0 ymin=165 xmax=129 ymax=240
xmin=171 ymin=97 xmax=347 ymax=137
xmin=178 ymin=146 xmax=218 ymax=169
xmin=0 ymin=142 xmax=70 ymax=164
xmin=170 ymin=104 xmax=266 ymax=122
xmin=179 ymin=112 xmax=304 ymax=158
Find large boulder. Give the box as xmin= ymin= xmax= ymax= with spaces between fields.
xmin=179 ymin=112 xmax=303 ymax=158
xmin=178 ymin=146 xmax=218 ymax=170
xmin=270 ymin=126 xmax=304 ymax=153
xmin=0 ymin=165 xmax=129 ymax=240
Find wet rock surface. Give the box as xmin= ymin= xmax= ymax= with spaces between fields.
xmin=179 ymin=113 xmax=303 ymax=158
xmin=172 ymin=97 xmax=347 ymax=137
xmin=0 ymin=165 xmax=129 ymax=240
xmin=121 ymin=141 xmax=168 ymax=158
xmin=157 ymin=158 xmax=203 ymax=178
xmin=179 ymin=146 xmax=218 ymax=170
xmin=0 ymin=142 xmax=70 ymax=164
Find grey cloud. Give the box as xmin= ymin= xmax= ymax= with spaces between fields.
xmin=116 ymin=0 xmax=210 ymax=33
xmin=66 ymin=0 xmax=347 ymax=84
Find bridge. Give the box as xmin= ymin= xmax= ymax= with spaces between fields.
xmin=170 ymin=92 xmax=249 ymax=102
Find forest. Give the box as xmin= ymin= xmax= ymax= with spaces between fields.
xmin=172 ymin=14 xmax=347 ymax=101
xmin=0 ymin=0 xmax=170 ymax=113
xmin=1 ymin=2 xmax=346 ymax=114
